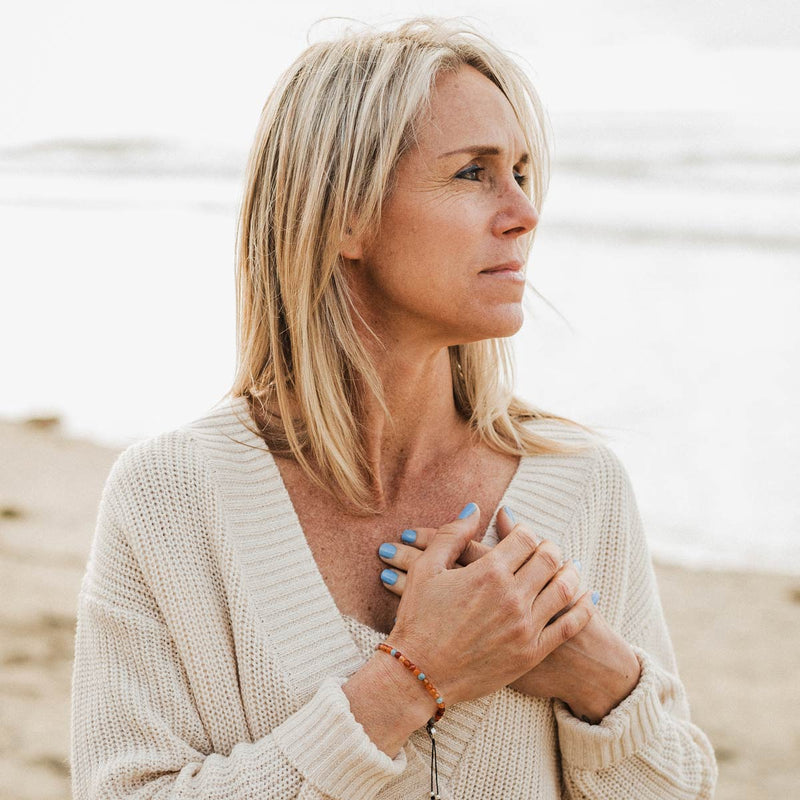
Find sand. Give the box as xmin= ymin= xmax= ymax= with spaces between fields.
xmin=1 ymin=418 xmax=798 ymax=799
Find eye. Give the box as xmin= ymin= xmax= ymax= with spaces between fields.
xmin=514 ymin=170 xmax=527 ymax=187
xmin=456 ymin=165 xmax=484 ymax=181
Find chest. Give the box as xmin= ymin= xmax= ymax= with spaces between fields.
xmin=275 ymin=449 xmax=520 ymax=635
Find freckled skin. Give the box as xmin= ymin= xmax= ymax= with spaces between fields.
xmin=343 ymin=64 xmax=539 ymax=349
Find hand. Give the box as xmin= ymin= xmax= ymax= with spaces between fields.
xmin=379 ymin=507 xmax=641 ymax=723
xmin=376 ymin=503 xmax=597 ymax=710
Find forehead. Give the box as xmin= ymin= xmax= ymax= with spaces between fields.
xmin=414 ymin=63 xmax=525 ymax=155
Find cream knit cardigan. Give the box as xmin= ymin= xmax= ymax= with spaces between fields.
xmin=70 ymin=396 xmax=717 ymax=799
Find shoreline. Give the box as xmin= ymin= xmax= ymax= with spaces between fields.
xmin=1 ymin=418 xmax=798 ymax=798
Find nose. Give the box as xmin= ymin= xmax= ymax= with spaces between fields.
xmin=492 ymin=182 xmax=539 ymax=239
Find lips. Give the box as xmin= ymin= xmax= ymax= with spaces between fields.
xmin=480 ymin=261 xmax=523 ymax=274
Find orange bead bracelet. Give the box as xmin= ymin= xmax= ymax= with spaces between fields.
xmin=376 ymin=642 xmax=446 ymax=723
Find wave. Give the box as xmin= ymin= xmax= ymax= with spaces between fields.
xmin=543 ymin=222 xmax=800 ymax=252
xmin=0 ymin=138 xmax=243 ymax=179
xmin=2 ymin=135 xmax=799 ymax=182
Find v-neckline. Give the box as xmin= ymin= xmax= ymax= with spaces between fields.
xmin=186 ymin=394 xmax=592 ymax=792
xmin=206 ymin=395 xmax=531 ymax=790
xmin=232 ymin=394 xmax=526 ymax=638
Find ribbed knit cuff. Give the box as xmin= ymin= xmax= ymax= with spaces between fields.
xmin=554 ymin=646 xmax=668 ymax=770
xmin=272 ymin=675 xmax=407 ymax=799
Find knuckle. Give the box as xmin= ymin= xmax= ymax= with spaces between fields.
xmin=558 ymin=614 xmax=580 ymax=642
xmin=572 ymin=600 xmax=593 ymax=630
xmin=536 ymin=542 xmax=562 ymax=574
xmin=582 ymin=595 xmax=598 ymax=621
xmin=512 ymin=525 xmax=540 ymax=552
xmin=507 ymin=606 xmax=531 ymax=638
xmin=552 ymin=576 xmax=576 ymax=606
xmin=499 ymin=590 xmax=526 ymax=620
xmin=566 ymin=562 xmax=581 ymax=584
xmin=481 ymin=557 xmax=508 ymax=584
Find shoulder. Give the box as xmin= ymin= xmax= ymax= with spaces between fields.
xmin=100 ymin=395 xmax=268 ymax=529
xmin=106 ymin=427 xmax=205 ymax=495
xmin=104 ymin=396 xmax=250 ymax=501
xmin=517 ymin=416 xmax=638 ymax=516
xmin=520 ymin=414 xmax=628 ymax=472
xmin=100 ymin=423 xmax=221 ymax=538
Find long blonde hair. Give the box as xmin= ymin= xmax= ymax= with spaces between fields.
xmin=230 ymin=17 xmax=595 ymax=514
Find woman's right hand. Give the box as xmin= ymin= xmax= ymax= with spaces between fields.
xmin=385 ymin=503 xmax=596 ymax=708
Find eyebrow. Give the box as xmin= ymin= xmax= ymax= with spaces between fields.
xmin=438 ymin=145 xmax=529 ymax=164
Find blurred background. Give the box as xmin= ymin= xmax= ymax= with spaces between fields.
xmin=1 ymin=1 xmax=798 ymax=797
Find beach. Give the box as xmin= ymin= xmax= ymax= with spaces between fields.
xmin=1 ymin=417 xmax=797 ymax=799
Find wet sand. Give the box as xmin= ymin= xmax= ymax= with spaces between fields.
xmin=1 ymin=418 xmax=798 ymax=799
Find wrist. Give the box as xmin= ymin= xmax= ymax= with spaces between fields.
xmin=376 ymin=643 xmax=446 ymax=722
xmin=375 ymin=648 xmax=442 ymax=720
xmin=343 ymin=653 xmax=435 ymax=757
xmin=562 ymin=649 xmax=642 ymax=724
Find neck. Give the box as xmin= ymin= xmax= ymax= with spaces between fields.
xmin=359 ymin=343 xmax=472 ymax=505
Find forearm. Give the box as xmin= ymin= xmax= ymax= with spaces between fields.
xmin=343 ymin=653 xmax=437 ymax=758
xmin=556 ymin=648 xmax=718 ymax=800
xmin=510 ymin=617 xmax=642 ymax=723
xmin=551 ymin=635 xmax=641 ymax=724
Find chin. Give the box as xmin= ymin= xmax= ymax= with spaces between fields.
xmin=456 ymin=306 xmax=524 ymax=343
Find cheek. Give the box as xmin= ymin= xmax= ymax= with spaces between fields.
xmin=385 ymin=205 xmax=483 ymax=281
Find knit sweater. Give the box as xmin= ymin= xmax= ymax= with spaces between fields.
xmin=70 ymin=395 xmax=717 ymax=799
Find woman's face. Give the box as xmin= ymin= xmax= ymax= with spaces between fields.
xmin=345 ymin=63 xmax=539 ymax=349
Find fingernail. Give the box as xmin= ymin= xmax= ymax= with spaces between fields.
xmin=591 ymin=590 xmax=600 ymax=605
xmin=503 ymin=505 xmax=515 ymax=522
xmin=573 ymin=559 xmax=582 ymax=573
xmin=458 ymin=502 xmax=477 ymax=519
xmin=381 ymin=569 xmax=398 ymax=585
xmin=401 ymin=529 xmax=417 ymax=544
xmin=378 ymin=543 xmax=397 ymax=559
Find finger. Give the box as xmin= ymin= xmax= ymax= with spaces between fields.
xmin=485 ymin=522 xmax=543 ymax=575
xmin=537 ymin=590 xmax=597 ymax=654
xmin=529 ymin=560 xmax=581 ymax=624
xmin=377 ymin=541 xmax=425 ymax=573
xmin=513 ymin=538 xmax=567 ymax=604
xmin=401 ymin=526 xmax=489 ymax=566
xmin=398 ymin=527 xmax=436 ymax=550
xmin=379 ymin=567 xmax=406 ymax=597
xmin=546 ymin=559 xmax=584 ymax=624
xmin=495 ymin=505 xmax=516 ymax=540
xmin=420 ymin=502 xmax=483 ymax=573
xmin=380 ymin=562 xmax=468 ymax=598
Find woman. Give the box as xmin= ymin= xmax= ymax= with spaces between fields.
xmin=70 ymin=17 xmax=717 ymax=799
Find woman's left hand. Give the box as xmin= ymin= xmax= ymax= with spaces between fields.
xmin=378 ymin=508 xmax=642 ymax=723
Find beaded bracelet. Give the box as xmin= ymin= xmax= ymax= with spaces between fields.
xmin=376 ymin=642 xmax=445 ymax=721
xmin=376 ymin=642 xmax=444 ymax=799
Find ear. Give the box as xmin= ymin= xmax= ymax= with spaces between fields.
xmin=340 ymin=225 xmax=364 ymax=262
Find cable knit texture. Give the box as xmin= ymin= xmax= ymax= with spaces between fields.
xmin=70 ymin=395 xmax=717 ymax=799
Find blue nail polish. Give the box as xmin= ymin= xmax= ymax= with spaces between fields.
xmin=573 ymin=559 xmax=582 ymax=572
xmin=503 ymin=505 xmax=515 ymax=522
xmin=401 ymin=529 xmax=417 ymax=544
xmin=381 ymin=569 xmax=398 ymax=585
xmin=591 ymin=590 xmax=600 ymax=605
xmin=378 ymin=543 xmax=397 ymax=559
xmin=458 ymin=502 xmax=477 ymax=519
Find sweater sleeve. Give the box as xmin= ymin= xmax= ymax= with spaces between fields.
xmin=70 ymin=436 xmax=407 ymax=800
xmin=553 ymin=443 xmax=718 ymax=799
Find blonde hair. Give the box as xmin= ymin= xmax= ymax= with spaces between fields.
xmin=229 ymin=16 xmax=595 ymax=514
